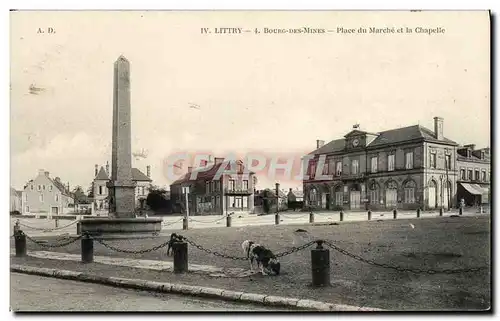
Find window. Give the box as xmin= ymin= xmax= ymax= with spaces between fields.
xmin=322 ymin=160 xmax=329 ymax=175
xmin=99 ymin=186 xmax=103 ymax=195
xmin=42 ymin=185 xmax=46 ymax=190
xmin=49 ymin=185 xmax=53 ymax=191
xmin=405 ymin=151 xmax=414 ymax=169
xmin=309 ymin=188 xmax=318 ymax=206
xmin=404 ymin=181 xmax=416 ymax=204
xmin=445 ymin=154 xmax=451 ymax=170
xmin=216 ymin=196 xmax=220 ymax=208
xmin=229 ymin=180 xmax=235 ymax=190
xmin=37 ymin=185 xmax=41 ymax=191
xmin=39 ymin=194 xmax=44 ymax=202
xmin=371 ymin=157 xmax=378 ymax=173
xmin=475 ymin=170 xmax=480 ymax=181
xmin=430 ymin=153 xmax=437 ymax=168
xmin=30 ymin=185 xmax=33 ymax=190
xmin=309 ymin=161 xmax=317 ymax=177
xmin=206 ymin=181 xmax=210 ymax=193
xmin=482 ymin=170 xmax=486 ymax=181
xmin=237 ymin=163 xmax=243 ymax=173
xmin=388 ymin=154 xmax=395 ymax=172
xmin=55 ymin=194 xmax=59 ymax=202
xmin=481 ymin=151 xmax=485 ymax=159
xmin=242 ymin=196 xmax=248 ymax=208
xmin=25 ymin=206 xmax=29 ymax=213
xmin=25 ymin=193 xmax=28 ymax=201
xmin=328 ymin=159 xmax=335 ymax=175
xmin=334 ymin=186 xmax=343 ymax=206
xmin=351 ymin=159 xmax=359 ymax=175
xmin=243 ymin=180 xmax=249 ymax=190
xmin=468 ymin=170 xmax=473 ymax=180
xmin=336 ymin=161 xmax=342 ymax=176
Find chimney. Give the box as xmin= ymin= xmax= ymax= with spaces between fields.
xmin=55 ymin=177 xmax=61 ymax=182
xmin=214 ymin=157 xmax=224 ymax=165
xmin=95 ymin=164 xmax=98 ymax=176
xmin=316 ymin=140 xmax=325 ymax=149
xmin=433 ymin=117 xmax=443 ymax=140
xmin=146 ymin=165 xmax=151 ymax=178
xmin=44 ymin=171 xmax=50 ymax=177
xmin=289 ymin=188 xmax=292 ymax=192
xmin=187 ymin=166 xmax=193 ymax=173
xmin=67 ymin=182 xmax=70 ymax=191
xmin=106 ymin=161 xmax=110 ymax=176
xmin=38 ymin=169 xmax=45 ymax=176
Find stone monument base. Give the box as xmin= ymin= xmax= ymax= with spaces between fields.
xmin=79 ymin=217 xmax=163 ymax=239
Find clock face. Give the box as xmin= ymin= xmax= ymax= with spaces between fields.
xmin=352 ymin=139 xmax=360 ymax=147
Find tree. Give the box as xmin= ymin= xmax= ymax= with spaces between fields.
xmin=146 ymin=186 xmax=169 ymax=211
xmin=73 ymin=186 xmax=90 ymax=204
xmin=87 ymin=182 xmax=94 ymax=198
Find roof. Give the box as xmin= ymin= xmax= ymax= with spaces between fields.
xmin=94 ymin=166 xmax=152 ymax=182
xmin=51 ymin=178 xmax=72 ymax=196
xmin=288 ymin=190 xmax=304 ymax=198
xmin=10 ymin=187 xmax=22 ymax=197
xmin=310 ymin=124 xmax=458 ymax=155
xmin=171 ymin=160 xmax=254 ymax=185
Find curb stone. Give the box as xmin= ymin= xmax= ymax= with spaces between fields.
xmin=10 ymin=264 xmax=384 ymax=311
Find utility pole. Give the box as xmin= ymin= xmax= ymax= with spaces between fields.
xmin=275 ymin=183 xmax=280 ymax=214
xmin=184 ymin=186 xmax=190 ymax=220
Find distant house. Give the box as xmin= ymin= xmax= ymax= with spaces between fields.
xmin=254 ymin=188 xmax=287 ymax=213
xmin=91 ymin=162 xmax=153 ymax=214
xmin=22 ymin=169 xmax=74 ymax=215
xmin=287 ymin=188 xmax=304 ymax=211
xmin=10 ymin=187 xmax=22 ymax=213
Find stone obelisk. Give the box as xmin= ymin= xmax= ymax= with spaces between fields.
xmin=106 ymin=56 xmax=137 ymax=218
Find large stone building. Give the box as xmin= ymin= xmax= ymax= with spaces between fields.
xmin=170 ymin=157 xmax=256 ymax=215
xmin=304 ymin=117 xmax=465 ymax=211
xmin=456 ymin=145 xmax=490 ymax=206
xmin=91 ymin=162 xmax=152 ymax=214
xmin=22 ymin=169 xmax=74 ymax=215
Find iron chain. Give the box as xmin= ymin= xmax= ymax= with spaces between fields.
xmin=323 ymin=240 xmax=487 ymax=275
xmin=189 ymin=216 xmax=227 ymax=224
xmin=275 ymin=240 xmax=317 ymax=257
xmin=19 ymin=220 xmax=78 ymax=232
xmin=162 ymin=218 xmax=184 ymax=227
xmin=95 ymin=238 xmax=170 ymax=254
xmin=24 ymin=233 xmax=83 ymax=248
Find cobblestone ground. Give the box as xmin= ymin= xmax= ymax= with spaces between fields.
xmin=11 ymin=215 xmax=490 ymax=311
xmin=10 ymin=273 xmax=291 ymax=312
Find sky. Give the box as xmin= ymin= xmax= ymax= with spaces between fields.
xmin=9 ymin=11 xmax=490 ymax=192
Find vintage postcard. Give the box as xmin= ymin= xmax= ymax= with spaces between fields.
xmin=9 ymin=10 xmax=491 ymax=312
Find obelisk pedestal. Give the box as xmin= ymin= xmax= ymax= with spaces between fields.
xmin=80 ymin=56 xmax=162 ymax=238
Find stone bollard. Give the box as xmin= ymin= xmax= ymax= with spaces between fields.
xmin=226 ymin=215 xmax=232 ymax=227
xmin=393 ymin=209 xmax=397 ymax=219
xmin=311 ymin=240 xmax=330 ymax=287
xmin=339 ymin=211 xmax=344 ymax=222
xmin=55 ymin=217 xmax=59 ymax=228
xmin=309 ymin=212 xmax=314 ymax=224
xmin=439 ymin=208 xmax=443 ymax=216
xmin=81 ymin=234 xmax=94 ymax=263
xmin=417 ymin=208 xmax=421 ymax=218
xmin=459 ymin=207 xmax=463 ymax=216
xmin=76 ymin=222 xmax=81 ymax=235
xmin=173 ymin=241 xmax=188 ymax=273
xmin=15 ymin=232 xmax=27 ymax=257
xmin=367 ymin=210 xmax=372 ymax=221
xmin=182 ymin=218 xmax=189 ymax=230
xmin=275 ymin=213 xmax=280 ymax=225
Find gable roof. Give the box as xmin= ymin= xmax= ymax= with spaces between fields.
xmin=51 ymin=178 xmax=72 ymax=196
xmin=289 ymin=190 xmax=304 ymax=198
xmin=93 ymin=167 xmax=152 ymax=182
xmin=171 ymin=160 xmax=254 ymax=185
xmin=310 ymin=124 xmax=457 ymax=155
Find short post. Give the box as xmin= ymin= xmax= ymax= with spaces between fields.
xmin=459 ymin=207 xmax=463 ymax=215
xmin=417 ymin=208 xmax=421 ymax=218
xmin=480 ymin=206 xmax=483 ymax=214
xmin=311 ymin=240 xmax=330 ymax=287
xmin=309 ymin=212 xmax=314 ymax=223
xmin=15 ymin=232 xmax=27 ymax=257
xmin=226 ymin=214 xmax=232 ymax=227
xmin=439 ymin=208 xmax=443 ymax=216
xmin=182 ymin=218 xmax=188 ymax=230
xmin=367 ymin=210 xmax=372 ymax=221
xmin=76 ymin=222 xmax=81 ymax=235
xmin=81 ymin=234 xmax=94 ymax=263
xmin=173 ymin=241 xmax=188 ymax=273
xmin=393 ymin=209 xmax=397 ymax=219
xmin=275 ymin=213 xmax=280 ymax=225
xmin=55 ymin=216 xmax=59 ymax=228
xmin=339 ymin=210 xmax=344 ymax=222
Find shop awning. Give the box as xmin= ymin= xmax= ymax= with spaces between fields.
xmin=459 ymin=183 xmax=482 ymax=195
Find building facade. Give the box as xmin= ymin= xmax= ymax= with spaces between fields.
xmin=10 ymin=187 xmax=22 ymax=213
xmin=22 ymin=169 xmax=74 ymax=215
xmin=91 ymin=163 xmax=152 ymax=214
xmin=304 ymin=117 xmax=460 ymax=211
xmin=170 ymin=157 xmax=256 ymax=215
xmin=456 ymin=145 xmax=490 ymax=206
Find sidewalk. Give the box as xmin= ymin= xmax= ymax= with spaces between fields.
xmin=11 ymin=215 xmax=490 ymax=311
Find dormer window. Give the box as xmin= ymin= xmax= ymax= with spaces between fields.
xmin=467 ymin=150 xmax=471 ymax=158
xmin=481 ymin=151 xmax=485 ymax=159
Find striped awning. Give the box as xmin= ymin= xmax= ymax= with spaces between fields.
xmin=459 ymin=183 xmax=482 ymax=195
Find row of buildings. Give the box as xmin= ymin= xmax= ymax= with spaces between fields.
xmin=12 ymin=164 xmax=153 ymax=216
xmin=168 ymin=116 xmax=489 ymax=214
